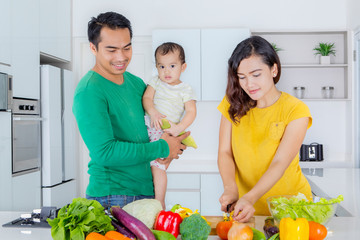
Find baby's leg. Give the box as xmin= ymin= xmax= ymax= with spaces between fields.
xmin=151 ymin=160 xmax=167 ymax=210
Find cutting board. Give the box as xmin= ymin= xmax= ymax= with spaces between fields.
xmin=205 ymin=216 xmax=255 ymax=235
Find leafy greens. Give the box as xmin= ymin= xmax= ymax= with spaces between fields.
xmin=47 ymin=197 xmax=114 ymax=240
xmin=269 ymin=193 xmax=344 ymax=224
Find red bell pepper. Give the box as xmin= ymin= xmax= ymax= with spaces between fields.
xmin=154 ymin=210 xmax=182 ymax=238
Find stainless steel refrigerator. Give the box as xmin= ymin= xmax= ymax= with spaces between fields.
xmin=40 ymin=65 xmax=77 ymax=208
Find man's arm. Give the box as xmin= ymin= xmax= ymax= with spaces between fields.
xmin=73 ymin=89 xmax=170 ymax=167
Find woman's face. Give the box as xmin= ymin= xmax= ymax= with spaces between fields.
xmin=237 ymin=55 xmax=278 ymax=101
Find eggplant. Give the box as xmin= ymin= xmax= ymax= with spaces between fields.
xmin=263 ymin=217 xmax=279 ymax=238
xmin=111 ymin=206 xmax=156 ymax=240
xmin=111 ymin=219 xmax=137 ymax=239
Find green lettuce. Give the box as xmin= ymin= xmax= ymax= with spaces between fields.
xmin=47 ymin=197 xmax=114 ymax=240
xmin=269 ymin=193 xmax=343 ymax=224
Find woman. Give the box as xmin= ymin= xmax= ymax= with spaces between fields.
xmin=217 ymin=36 xmax=312 ymax=222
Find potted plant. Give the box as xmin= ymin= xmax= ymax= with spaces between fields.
xmin=313 ymin=42 xmax=336 ymax=65
xmin=271 ymin=43 xmax=283 ymax=53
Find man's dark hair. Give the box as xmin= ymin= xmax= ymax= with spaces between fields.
xmin=155 ymin=42 xmax=186 ymax=64
xmin=88 ymin=12 xmax=132 ymax=48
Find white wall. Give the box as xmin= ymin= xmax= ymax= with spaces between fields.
xmin=348 ymin=0 xmax=360 ymax=30
xmin=73 ymin=0 xmax=347 ymax=37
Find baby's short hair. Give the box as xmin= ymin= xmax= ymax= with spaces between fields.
xmin=155 ymin=42 xmax=185 ymax=64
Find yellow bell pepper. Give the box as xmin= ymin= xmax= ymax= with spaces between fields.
xmin=279 ymin=218 xmax=309 ymax=240
xmin=172 ymin=204 xmax=210 ymax=225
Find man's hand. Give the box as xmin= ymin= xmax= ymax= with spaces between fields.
xmin=160 ymin=131 xmax=190 ymax=160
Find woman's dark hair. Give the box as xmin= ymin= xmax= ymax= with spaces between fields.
xmin=226 ymin=35 xmax=281 ymax=123
xmin=88 ymin=12 xmax=132 ymax=48
xmin=155 ymin=42 xmax=186 ymax=64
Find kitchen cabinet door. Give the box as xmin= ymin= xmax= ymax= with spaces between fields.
xmin=165 ymin=192 xmax=201 ymax=212
xmin=152 ymin=29 xmax=201 ymax=100
xmin=40 ymin=0 xmax=71 ymax=61
xmin=0 ymin=0 xmax=12 ymax=66
xmin=201 ymin=29 xmax=250 ymax=101
xmin=0 ymin=112 xmax=12 ymax=211
xmin=62 ymin=69 xmax=76 ymax=181
xmin=11 ymin=0 xmax=40 ymax=99
xmin=41 ymin=65 xmax=63 ymax=187
xmin=200 ymin=174 xmax=224 ymax=216
xmin=12 ymin=171 xmax=41 ymax=211
xmin=166 ymin=173 xmax=201 ymax=211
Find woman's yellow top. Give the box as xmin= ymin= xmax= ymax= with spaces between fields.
xmin=217 ymin=92 xmax=312 ymax=215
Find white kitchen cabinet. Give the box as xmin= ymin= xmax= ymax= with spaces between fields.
xmin=201 ymin=29 xmax=250 ymax=101
xmin=62 ymin=69 xmax=77 ymax=180
xmin=152 ymin=29 xmax=201 ymax=99
xmin=0 ymin=0 xmax=12 ymax=66
xmin=166 ymin=173 xmax=201 ymax=211
xmin=40 ymin=0 xmax=71 ymax=61
xmin=43 ymin=180 xmax=76 ymax=208
xmin=0 ymin=112 xmax=13 ymax=211
xmin=165 ymin=192 xmax=201 ymax=212
xmin=252 ymin=31 xmax=351 ymax=100
xmin=41 ymin=65 xmax=63 ymax=187
xmin=12 ymin=171 xmax=41 ymax=211
xmin=152 ymin=28 xmax=250 ymax=101
xmin=11 ymin=0 xmax=40 ymax=99
xmin=200 ymin=174 xmax=223 ymax=216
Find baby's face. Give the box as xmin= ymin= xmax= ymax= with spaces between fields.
xmin=156 ymin=51 xmax=186 ymax=85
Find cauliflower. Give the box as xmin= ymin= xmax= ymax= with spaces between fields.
xmin=179 ymin=213 xmax=211 ymax=240
xmin=122 ymin=199 xmax=162 ymax=229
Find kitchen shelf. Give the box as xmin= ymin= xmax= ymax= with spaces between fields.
xmin=251 ymin=30 xmax=351 ymax=100
xmin=300 ymin=98 xmax=351 ymax=101
xmin=282 ymin=64 xmax=348 ymax=68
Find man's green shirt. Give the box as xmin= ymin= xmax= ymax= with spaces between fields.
xmin=73 ymin=71 xmax=169 ymax=197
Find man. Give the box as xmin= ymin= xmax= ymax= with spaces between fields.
xmin=73 ymin=12 xmax=188 ymax=209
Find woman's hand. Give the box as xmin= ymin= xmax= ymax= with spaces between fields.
xmin=164 ymin=120 xmax=183 ymax=137
xmin=219 ymin=187 xmax=239 ymax=212
xmin=232 ymin=197 xmax=255 ymax=223
xmin=149 ymin=110 xmax=166 ymax=130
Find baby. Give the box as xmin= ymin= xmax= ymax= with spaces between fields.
xmin=142 ymin=42 xmax=197 ymax=209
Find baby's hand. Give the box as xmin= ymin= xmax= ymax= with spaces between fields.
xmin=150 ymin=111 xmax=166 ymax=130
xmin=164 ymin=121 xmax=183 ymax=137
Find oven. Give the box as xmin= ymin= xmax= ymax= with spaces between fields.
xmin=12 ymin=98 xmax=42 ymax=176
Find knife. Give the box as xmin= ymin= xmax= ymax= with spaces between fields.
xmin=226 ymin=204 xmax=232 ymax=218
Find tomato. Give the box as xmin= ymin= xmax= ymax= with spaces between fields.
xmin=227 ymin=221 xmax=253 ymax=240
xmin=309 ymin=221 xmax=327 ymax=240
xmin=216 ymin=220 xmax=234 ymax=240
xmin=85 ymin=232 xmax=108 ymax=240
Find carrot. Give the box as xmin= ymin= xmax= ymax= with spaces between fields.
xmin=105 ymin=231 xmax=132 ymax=240
xmin=86 ymin=232 xmax=109 ymax=240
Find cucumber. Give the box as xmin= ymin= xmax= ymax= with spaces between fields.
xmin=111 ymin=206 xmax=156 ymax=240
xmin=151 ymin=230 xmax=176 ymax=240
xmin=268 ymin=233 xmax=279 ymax=240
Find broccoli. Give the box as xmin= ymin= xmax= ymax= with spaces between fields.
xmin=179 ymin=213 xmax=211 ymax=240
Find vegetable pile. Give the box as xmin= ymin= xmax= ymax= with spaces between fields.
xmin=47 ymin=198 xmax=114 ymax=240
xmin=269 ymin=193 xmax=344 ymax=224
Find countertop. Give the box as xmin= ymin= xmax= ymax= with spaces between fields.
xmin=1 ymin=168 xmax=360 ymax=239
xmin=0 ymin=212 xmax=359 ymax=239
